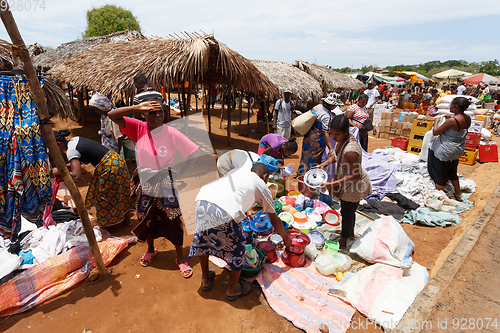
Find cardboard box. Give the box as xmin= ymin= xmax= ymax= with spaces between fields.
xmin=402 ymin=122 xmax=413 ymax=130
xmin=402 ymin=129 xmax=412 ymax=137
xmin=470 ymin=120 xmax=484 ymax=129
xmin=395 ymin=121 xmax=403 ymax=129
xmin=391 ymin=120 xmax=398 ymax=128
xmin=380 ymin=133 xmax=390 ymax=139
xmin=380 ymin=126 xmax=390 ymax=133
xmin=381 ymin=112 xmax=394 ymax=120
xmin=395 ymin=129 xmax=402 ymax=135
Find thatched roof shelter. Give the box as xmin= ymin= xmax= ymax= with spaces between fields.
xmin=251 ymin=60 xmax=323 ymax=99
xmin=33 ymin=30 xmax=144 ymax=70
xmin=28 ymin=43 xmax=49 ymax=57
xmin=294 ymin=60 xmax=364 ymax=91
xmin=49 ymin=32 xmax=277 ymax=98
xmin=0 ymin=38 xmax=15 ymax=71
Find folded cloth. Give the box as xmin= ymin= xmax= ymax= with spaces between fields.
xmin=385 ymin=193 xmax=419 ymax=210
xmin=51 ymin=210 xmax=79 ymax=223
xmin=0 ymin=248 xmax=23 ymax=280
xmin=358 ymin=200 xmax=406 ymax=220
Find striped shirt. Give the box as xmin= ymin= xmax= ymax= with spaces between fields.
xmin=133 ymin=87 xmax=166 ymax=105
xmin=347 ymin=104 xmax=369 ymax=129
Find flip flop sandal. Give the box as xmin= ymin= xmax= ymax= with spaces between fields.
xmin=176 ymin=259 xmax=193 ymax=279
xmin=225 ymin=280 xmax=253 ymax=302
xmin=201 ymin=268 xmax=216 ymax=292
xmin=140 ymin=249 xmax=158 ymax=267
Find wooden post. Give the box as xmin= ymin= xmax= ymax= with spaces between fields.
xmin=77 ymin=88 xmax=85 ymax=126
xmin=227 ymin=81 xmax=232 ymax=146
xmin=186 ymin=80 xmax=192 ymax=116
xmin=238 ymin=89 xmax=243 ymax=125
xmin=0 ymin=8 xmax=107 ymax=276
xmin=84 ymin=87 xmax=89 ymax=106
xmin=220 ymin=91 xmax=225 ymax=129
xmin=266 ymin=99 xmax=270 ymax=134
xmin=180 ymin=82 xmax=185 ymax=118
xmin=207 ymin=81 xmax=212 ymax=136
xmin=247 ymin=98 xmax=251 ymax=126
xmin=167 ymin=85 xmax=171 ymax=121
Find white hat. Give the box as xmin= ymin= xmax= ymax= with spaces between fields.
xmin=283 ymin=88 xmax=292 ymax=93
xmin=321 ymin=92 xmax=344 ymax=106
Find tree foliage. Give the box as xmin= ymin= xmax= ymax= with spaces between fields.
xmin=83 ymin=4 xmax=141 ymax=38
xmin=479 ymin=59 xmax=500 ymax=76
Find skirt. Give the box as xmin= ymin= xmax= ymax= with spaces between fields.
xmin=299 ymin=120 xmax=327 ymax=174
xmin=188 ymin=200 xmax=246 ymax=271
xmin=130 ymin=168 xmax=184 ymax=246
xmin=427 ymin=149 xmax=459 ymax=187
xmin=85 ymin=150 xmax=135 ymax=227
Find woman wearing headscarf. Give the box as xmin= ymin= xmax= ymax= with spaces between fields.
xmin=52 ymin=129 xmax=135 ymax=227
xmin=298 ymin=92 xmax=344 ymax=174
xmin=89 ymin=93 xmax=124 ymax=158
xmin=346 ymin=94 xmax=374 ymax=151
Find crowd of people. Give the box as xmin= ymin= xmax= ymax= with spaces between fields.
xmin=49 ymin=72 xmax=495 ymax=301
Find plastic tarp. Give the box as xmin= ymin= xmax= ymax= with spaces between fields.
xmin=365 ymin=72 xmax=405 ymax=86
xmin=395 ymin=71 xmax=434 ymax=83
xmin=460 ymin=73 xmax=500 ymax=85
xmin=432 ymin=69 xmax=473 ymax=79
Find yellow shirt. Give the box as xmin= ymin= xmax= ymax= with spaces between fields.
xmin=437 ymin=90 xmax=451 ymax=101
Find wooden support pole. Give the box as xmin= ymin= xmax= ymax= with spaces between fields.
xmin=238 ymin=89 xmax=243 ymax=125
xmin=77 ymin=88 xmax=85 ymax=126
xmin=85 ymin=87 xmax=89 ymax=106
xmin=227 ymin=81 xmax=232 ymax=146
xmin=167 ymin=85 xmax=171 ymax=122
xmin=0 ymin=8 xmax=107 ymax=277
xmin=207 ymin=81 xmax=212 ymax=136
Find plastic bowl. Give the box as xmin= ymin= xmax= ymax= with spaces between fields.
xmin=241 ymin=248 xmax=267 ymax=278
xmin=288 ymin=190 xmax=302 ymax=197
xmin=307 ymin=230 xmax=326 ymax=250
xmin=324 ymin=210 xmax=341 ymax=226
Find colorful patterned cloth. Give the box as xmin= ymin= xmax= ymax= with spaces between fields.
xmin=299 ymin=120 xmax=328 ymax=174
xmin=0 ymin=230 xmax=136 ymax=317
xmin=85 ymin=150 xmax=135 ymax=227
xmin=189 ymin=200 xmax=246 ymax=271
xmin=0 ymin=75 xmax=52 ymax=240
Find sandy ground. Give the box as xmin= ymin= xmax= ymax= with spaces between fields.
xmin=1 ymin=100 xmax=499 ymax=333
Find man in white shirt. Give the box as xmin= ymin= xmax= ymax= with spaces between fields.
xmin=273 ymin=89 xmax=295 ymax=139
xmin=189 ymin=163 xmax=291 ymax=301
xmin=457 ymin=83 xmax=467 ymax=95
xmin=364 ymin=81 xmax=380 ymax=121
xmin=484 ymin=85 xmax=490 ymax=96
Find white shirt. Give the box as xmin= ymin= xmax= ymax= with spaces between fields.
xmin=484 ymin=86 xmax=490 ymax=95
xmin=364 ymin=88 xmax=380 ymax=108
xmin=332 ymin=106 xmax=343 ymax=116
xmin=274 ymin=99 xmax=294 ymax=127
xmin=196 ymin=168 xmax=275 ymax=222
xmin=457 ymin=85 xmax=466 ymax=95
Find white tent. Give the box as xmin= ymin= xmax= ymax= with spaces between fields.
xmin=433 ymin=69 xmax=473 ymax=80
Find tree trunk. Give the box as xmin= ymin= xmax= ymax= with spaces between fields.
xmin=0 ymin=8 xmax=107 ymax=277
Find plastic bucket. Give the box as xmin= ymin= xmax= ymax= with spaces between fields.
xmin=297 ymin=175 xmax=316 ymax=198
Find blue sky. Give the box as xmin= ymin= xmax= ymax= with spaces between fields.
xmin=1 ymin=0 xmax=499 ymax=69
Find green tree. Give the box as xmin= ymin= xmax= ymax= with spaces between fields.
xmin=479 ymin=60 xmax=500 ymax=76
xmin=83 ymin=4 xmax=141 ymax=38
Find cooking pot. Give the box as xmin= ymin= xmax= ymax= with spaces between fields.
xmin=286 ymin=230 xmax=311 ymax=254
xmin=256 ymin=241 xmax=277 ymax=263
xmin=281 ymin=248 xmax=306 ymax=267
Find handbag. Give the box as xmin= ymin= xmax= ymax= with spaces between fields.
xmin=292 ymin=109 xmax=317 ymax=136
xmin=351 ymin=117 xmax=374 ymax=131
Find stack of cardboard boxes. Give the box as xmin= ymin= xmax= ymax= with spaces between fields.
xmin=375 ymin=111 xmax=418 ymax=139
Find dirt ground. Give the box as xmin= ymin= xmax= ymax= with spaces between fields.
xmin=1 ymin=99 xmax=499 ymax=333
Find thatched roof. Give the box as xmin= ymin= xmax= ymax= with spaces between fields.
xmin=294 ymin=60 xmax=364 ymax=90
xmin=0 ymin=38 xmax=15 ymax=71
xmin=49 ymin=32 xmax=277 ymax=98
xmin=28 ymin=43 xmax=49 ymax=57
xmin=33 ymin=30 xmax=144 ymax=70
xmin=251 ymin=60 xmax=323 ymax=99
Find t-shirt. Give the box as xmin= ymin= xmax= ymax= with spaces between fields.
xmin=312 ymin=104 xmax=333 ymax=131
xmin=484 ymin=86 xmax=490 ymax=95
xmin=119 ymin=117 xmax=198 ymax=170
xmin=216 ymin=149 xmax=259 ymax=177
xmin=274 ymin=99 xmax=294 ymax=127
xmin=364 ymin=88 xmax=380 ymax=109
xmin=347 ymin=104 xmax=369 ymax=129
xmin=259 ymin=133 xmax=288 ymax=153
xmin=195 ymin=168 xmax=275 ymax=222
xmin=457 ymin=85 xmax=466 ymax=95
xmin=332 ymin=106 xmax=343 ymax=116
xmin=66 ymin=137 xmax=109 ymax=167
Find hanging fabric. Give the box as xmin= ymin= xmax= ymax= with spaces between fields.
xmin=0 ymin=74 xmax=52 ymax=240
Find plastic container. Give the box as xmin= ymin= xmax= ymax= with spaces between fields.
xmin=313 ymin=200 xmax=330 ymax=215
xmin=294 ymin=194 xmax=306 ymax=210
xmin=241 ymin=248 xmax=267 ymax=278
xmin=307 ymin=230 xmax=326 ymax=249
xmin=315 ymin=250 xmax=352 ymax=276
xmin=324 ymin=240 xmax=339 ymax=252
xmin=256 ymin=241 xmax=278 ymax=263
xmin=281 ymin=248 xmax=306 ymax=267
xmin=250 ymin=212 xmax=273 ymax=236
xmin=268 ymin=234 xmax=284 ymax=250
xmin=278 ymin=212 xmax=294 ymax=224
xmin=297 ymin=175 xmax=316 ymax=198
xmin=323 ymin=210 xmax=341 ymax=226
xmin=286 ymin=230 xmax=311 ymax=254
xmin=273 ymin=200 xmax=283 ymax=214
xmin=306 ymin=210 xmax=323 ymax=226
xmin=282 ymin=165 xmax=293 ymax=177
xmin=304 ymin=241 xmax=318 ymax=260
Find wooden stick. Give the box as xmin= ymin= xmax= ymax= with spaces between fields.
xmin=77 ymin=88 xmax=85 ymax=126
xmin=207 ymin=82 xmax=212 ymax=136
xmin=0 ymin=8 xmax=107 ymax=277
xmin=227 ymin=81 xmax=232 ymax=146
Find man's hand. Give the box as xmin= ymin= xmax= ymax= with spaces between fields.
xmin=245 ymin=210 xmax=254 ymax=220
xmin=283 ymin=234 xmax=292 ymax=247
xmin=138 ymin=101 xmax=162 ymax=114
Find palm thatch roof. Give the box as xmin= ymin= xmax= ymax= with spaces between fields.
xmin=294 ymin=60 xmax=364 ymax=90
xmin=0 ymin=38 xmax=15 ymax=71
xmin=28 ymin=43 xmax=49 ymax=57
xmin=33 ymin=30 xmax=144 ymax=70
xmin=251 ymin=60 xmax=323 ymax=99
xmin=49 ymin=32 xmax=277 ymax=98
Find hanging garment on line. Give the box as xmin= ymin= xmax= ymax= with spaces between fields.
xmin=0 ymin=75 xmax=52 ymax=240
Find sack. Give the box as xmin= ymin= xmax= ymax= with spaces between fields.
xmin=292 ymin=110 xmax=317 ymax=136
xmin=352 ymin=117 xmax=374 ymax=131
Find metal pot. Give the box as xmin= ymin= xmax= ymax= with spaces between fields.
xmin=281 ymin=248 xmax=306 ymax=267
xmin=256 ymin=241 xmax=277 ymax=263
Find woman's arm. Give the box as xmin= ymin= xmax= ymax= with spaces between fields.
xmin=108 ymin=102 xmax=162 ymax=127
xmin=262 ymin=146 xmax=274 ymax=156
xmin=346 ymin=110 xmax=355 ymax=126
xmin=323 ymin=130 xmax=334 ymax=156
xmin=320 ymin=151 xmax=360 ymax=188
xmin=432 ymin=116 xmax=455 ymax=136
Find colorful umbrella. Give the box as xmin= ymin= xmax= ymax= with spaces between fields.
xmin=432 ymin=69 xmax=473 ymax=80
xmin=460 ymin=73 xmax=500 ymax=85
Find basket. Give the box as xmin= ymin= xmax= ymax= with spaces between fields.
xmin=241 ymin=248 xmax=267 ymax=278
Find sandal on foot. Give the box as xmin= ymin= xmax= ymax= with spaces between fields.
xmin=201 ymin=268 xmax=216 ymax=292
xmin=225 ymin=280 xmax=253 ymax=301
xmin=175 ymin=259 xmax=193 ymax=279
xmin=140 ymin=249 xmax=158 ymax=267
xmin=454 ymin=195 xmax=464 ymax=202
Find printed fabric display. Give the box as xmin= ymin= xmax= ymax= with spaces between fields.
xmin=0 ymin=75 xmax=52 ymax=240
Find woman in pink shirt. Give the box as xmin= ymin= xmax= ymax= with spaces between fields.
xmin=109 ymin=102 xmax=199 ymax=278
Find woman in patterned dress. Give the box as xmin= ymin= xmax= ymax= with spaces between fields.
xmin=346 ymin=93 xmax=373 ymax=152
